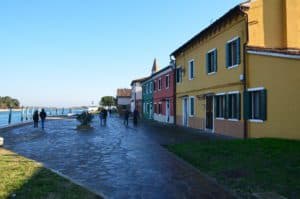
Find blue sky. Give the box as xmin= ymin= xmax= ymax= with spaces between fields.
xmin=0 ymin=0 xmax=242 ymax=107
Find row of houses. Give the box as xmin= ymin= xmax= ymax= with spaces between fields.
xmin=124 ymin=0 xmax=300 ymax=140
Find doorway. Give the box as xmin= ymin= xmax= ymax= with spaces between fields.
xmin=182 ymin=97 xmax=188 ymax=126
xmin=206 ymin=96 xmax=214 ymax=131
xmin=166 ymin=99 xmax=170 ymax=123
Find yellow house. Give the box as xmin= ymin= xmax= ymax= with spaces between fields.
xmin=171 ymin=0 xmax=300 ymax=139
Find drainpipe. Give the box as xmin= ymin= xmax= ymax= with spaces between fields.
xmin=170 ymin=55 xmax=176 ymax=125
xmin=242 ymin=8 xmax=249 ymax=139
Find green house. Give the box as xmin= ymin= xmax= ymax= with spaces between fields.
xmin=142 ymin=78 xmax=154 ymax=120
xmin=141 ymin=59 xmax=160 ymax=120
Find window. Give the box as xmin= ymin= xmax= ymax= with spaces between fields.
xmin=189 ymin=97 xmax=195 ymax=116
xmin=244 ymin=88 xmax=267 ymax=121
xmin=226 ymin=37 xmax=241 ymax=68
xmin=227 ymin=93 xmax=240 ymax=120
xmin=150 ymin=82 xmax=153 ymax=93
xmin=215 ymin=94 xmax=225 ymax=118
xmin=158 ymin=103 xmax=162 ymax=114
xmin=153 ymin=81 xmax=156 ymax=91
xmin=154 ymin=103 xmax=157 ymax=113
xmin=176 ymin=67 xmax=182 ymax=83
xmin=146 ymin=84 xmax=148 ymax=94
xmin=166 ymin=75 xmax=170 ymax=89
xmin=158 ymin=78 xmax=162 ymax=90
xmin=189 ymin=60 xmax=194 ymax=80
xmin=206 ymin=49 xmax=217 ymax=74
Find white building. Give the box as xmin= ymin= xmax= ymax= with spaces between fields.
xmin=130 ymin=77 xmax=147 ymax=113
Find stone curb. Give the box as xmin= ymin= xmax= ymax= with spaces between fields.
xmin=44 ymin=165 xmax=107 ymax=199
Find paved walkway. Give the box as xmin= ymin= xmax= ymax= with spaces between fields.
xmin=0 ymin=116 xmax=235 ymax=199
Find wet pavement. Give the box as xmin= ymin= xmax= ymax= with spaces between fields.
xmin=0 ymin=116 xmax=235 ymax=199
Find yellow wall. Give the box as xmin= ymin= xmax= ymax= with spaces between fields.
xmin=247 ymin=0 xmax=300 ymax=49
xmin=284 ymin=0 xmax=300 ymax=48
xmin=247 ymin=53 xmax=300 ymax=139
xmin=175 ymin=16 xmax=246 ymax=96
xmin=175 ymin=16 xmax=246 ymax=120
xmin=174 ymin=15 xmax=246 ymax=133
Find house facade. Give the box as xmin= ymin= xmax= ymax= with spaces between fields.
xmin=141 ymin=59 xmax=160 ymax=120
xmin=130 ymin=77 xmax=147 ymax=113
xmin=141 ymin=77 xmax=153 ymax=120
xmin=152 ymin=65 xmax=175 ymax=124
xmin=116 ymin=88 xmax=131 ymax=114
xmin=171 ymin=0 xmax=300 ymax=139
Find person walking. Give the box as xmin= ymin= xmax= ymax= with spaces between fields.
xmin=39 ymin=109 xmax=47 ymax=130
xmin=103 ymin=109 xmax=108 ymax=125
xmin=99 ymin=109 xmax=104 ymax=125
xmin=133 ymin=108 xmax=139 ymax=126
xmin=124 ymin=109 xmax=130 ymax=126
xmin=33 ymin=110 xmax=39 ymax=128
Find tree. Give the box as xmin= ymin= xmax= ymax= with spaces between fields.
xmin=99 ymin=96 xmax=116 ymax=108
xmin=0 ymin=96 xmax=20 ymax=109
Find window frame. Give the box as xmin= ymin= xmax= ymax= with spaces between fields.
xmin=246 ymin=87 xmax=266 ymax=123
xmin=189 ymin=96 xmax=195 ymax=117
xmin=165 ymin=74 xmax=170 ymax=89
xmin=227 ymin=91 xmax=240 ymax=120
xmin=226 ymin=37 xmax=240 ymax=69
xmin=188 ymin=59 xmax=195 ymax=80
xmin=207 ymin=48 xmax=217 ymax=75
xmin=158 ymin=78 xmax=162 ymax=91
xmin=176 ymin=66 xmax=182 ymax=84
xmin=215 ymin=93 xmax=226 ymax=119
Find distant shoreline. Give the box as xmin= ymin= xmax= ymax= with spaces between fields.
xmin=0 ymin=109 xmax=21 ymax=112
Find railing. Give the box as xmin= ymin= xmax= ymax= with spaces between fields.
xmin=0 ymin=107 xmax=79 ymax=127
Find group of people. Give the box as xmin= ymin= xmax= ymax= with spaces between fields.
xmin=98 ymin=108 xmax=140 ymax=127
xmin=99 ymin=108 xmax=108 ymax=125
xmin=123 ymin=109 xmax=139 ymax=126
xmin=33 ymin=108 xmax=47 ymax=129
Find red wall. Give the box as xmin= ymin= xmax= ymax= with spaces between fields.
xmin=153 ymin=69 xmax=175 ymax=116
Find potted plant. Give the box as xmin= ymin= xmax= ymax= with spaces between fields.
xmin=76 ymin=111 xmax=94 ymax=130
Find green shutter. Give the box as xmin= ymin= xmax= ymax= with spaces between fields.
xmin=214 ymin=49 xmax=218 ymax=72
xmin=228 ymin=95 xmax=232 ymax=118
xmin=237 ymin=93 xmax=241 ymax=120
xmin=226 ymin=43 xmax=229 ymax=68
xmin=225 ymin=94 xmax=229 ymax=119
xmin=243 ymin=91 xmax=250 ymax=120
xmin=236 ymin=38 xmax=241 ymax=65
xmin=260 ymin=89 xmax=267 ymax=121
xmin=206 ymin=53 xmax=209 ymax=74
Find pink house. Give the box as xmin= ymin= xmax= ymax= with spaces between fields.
xmin=152 ymin=65 xmax=175 ymax=124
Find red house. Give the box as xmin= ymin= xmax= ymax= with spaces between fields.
xmin=152 ymin=65 xmax=175 ymax=124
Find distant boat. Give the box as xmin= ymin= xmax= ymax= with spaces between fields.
xmin=88 ymin=106 xmax=99 ymax=113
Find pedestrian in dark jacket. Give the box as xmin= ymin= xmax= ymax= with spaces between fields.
xmin=103 ymin=109 xmax=108 ymax=125
xmin=124 ymin=109 xmax=130 ymax=126
xmin=33 ymin=110 xmax=39 ymax=128
xmin=133 ymin=109 xmax=139 ymax=125
xmin=39 ymin=109 xmax=47 ymax=129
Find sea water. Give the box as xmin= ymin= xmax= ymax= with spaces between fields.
xmin=0 ymin=108 xmax=84 ymax=127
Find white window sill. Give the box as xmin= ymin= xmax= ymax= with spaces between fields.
xmin=227 ymin=64 xmax=239 ymax=70
xmin=228 ymin=118 xmax=239 ymax=122
xmin=189 ymin=115 xmax=195 ymax=117
xmin=249 ymin=119 xmax=264 ymax=123
xmin=207 ymin=72 xmax=216 ymax=76
xmin=216 ymin=117 xmax=225 ymax=120
xmin=189 ymin=78 xmax=194 ymax=80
